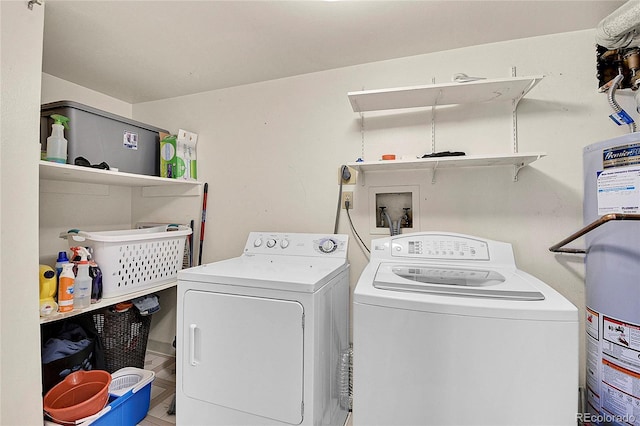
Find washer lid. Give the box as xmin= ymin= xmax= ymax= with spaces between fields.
xmin=374 ymin=263 xmax=544 ymax=301
xmin=178 ymin=255 xmax=348 ymax=293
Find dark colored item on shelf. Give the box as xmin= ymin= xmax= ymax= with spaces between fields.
xmin=41 ymin=317 xmax=106 ymax=394
xmin=74 ymin=156 xmax=110 ymax=170
xmin=422 ymin=151 xmax=466 ymax=158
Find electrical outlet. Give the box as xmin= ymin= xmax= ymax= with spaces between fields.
xmin=342 ymin=191 xmax=353 ymax=209
xmin=338 ymin=166 xmax=357 ymax=185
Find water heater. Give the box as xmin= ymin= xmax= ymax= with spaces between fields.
xmin=584 ymin=134 xmax=640 ymax=424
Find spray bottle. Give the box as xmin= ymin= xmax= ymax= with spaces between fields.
xmin=58 ymin=263 xmax=75 ymax=313
xmin=72 ymin=247 xmax=91 ymax=310
xmin=46 ymin=114 xmax=70 ymax=164
xmin=88 ymin=253 xmax=103 ymax=304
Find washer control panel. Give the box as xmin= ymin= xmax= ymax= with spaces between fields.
xmin=373 ymin=233 xmax=492 ymax=261
xmin=245 ymin=232 xmax=348 ymax=258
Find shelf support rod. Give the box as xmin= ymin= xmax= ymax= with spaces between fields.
xmin=431 ymin=161 xmax=439 ymax=184
xmin=431 ymin=77 xmax=437 ymax=154
xmin=510 ymin=66 xmax=538 ymax=156
xmin=360 ymin=110 xmax=365 ymax=161
xmin=511 ymin=66 xmax=520 ymax=154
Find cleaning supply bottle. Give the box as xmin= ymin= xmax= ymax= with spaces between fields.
xmin=55 ymin=251 xmax=69 ymax=286
xmin=72 ymin=247 xmax=91 ymax=310
xmin=46 ymin=114 xmax=70 ymax=164
xmin=58 ymin=263 xmax=75 ymax=313
xmin=39 ymin=265 xmax=58 ymax=317
xmin=88 ymin=253 xmax=103 ymax=304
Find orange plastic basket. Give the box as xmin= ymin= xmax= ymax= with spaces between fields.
xmin=43 ymin=370 xmax=111 ymax=423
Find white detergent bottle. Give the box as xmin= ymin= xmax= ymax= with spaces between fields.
xmin=72 ymin=247 xmax=92 ymax=310
xmin=46 ymin=114 xmax=69 ymax=164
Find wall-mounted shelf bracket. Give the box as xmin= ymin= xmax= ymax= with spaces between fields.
xmin=431 ymin=161 xmax=439 ymax=184
xmin=513 ymin=162 xmax=526 ymax=182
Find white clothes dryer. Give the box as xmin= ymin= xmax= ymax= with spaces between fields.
xmin=177 ymin=232 xmax=350 ymax=426
xmin=353 ymin=232 xmax=578 ymax=426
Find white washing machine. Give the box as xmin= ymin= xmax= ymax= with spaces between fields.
xmin=176 ymin=232 xmax=350 ymax=426
xmin=353 ymin=232 xmax=578 ymax=426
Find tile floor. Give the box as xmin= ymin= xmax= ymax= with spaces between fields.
xmin=138 ymin=351 xmax=176 ymax=425
xmin=138 ymin=350 xmax=352 ymax=426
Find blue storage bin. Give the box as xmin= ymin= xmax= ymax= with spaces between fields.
xmin=86 ymin=367 xmax=155 ymax=425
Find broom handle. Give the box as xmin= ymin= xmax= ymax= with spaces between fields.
xmin=199 ymin=183 xmax=208 ymax=266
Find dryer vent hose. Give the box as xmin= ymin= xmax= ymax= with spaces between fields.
xmin=338 ymin=344 xmax=353 ymax=410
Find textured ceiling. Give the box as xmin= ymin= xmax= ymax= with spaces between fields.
xmin=42 ymin=0 xmax=626 ymax=103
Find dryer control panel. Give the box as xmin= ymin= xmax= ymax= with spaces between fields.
xmin=244 ymin=232 xmax=349 ymax=258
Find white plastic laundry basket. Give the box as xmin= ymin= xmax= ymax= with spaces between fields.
xmin=109 ymin=367 xmax=155 ymax=397
xmin=63 ymin=225 xmax=191 ymax=298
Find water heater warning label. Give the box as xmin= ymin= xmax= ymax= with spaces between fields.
xmin=587 ymin=308 xmax=640 ymax=425
xmin=596 ymin=165 xmax=640 ymax=215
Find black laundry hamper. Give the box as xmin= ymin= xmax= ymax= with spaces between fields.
xmin=92 ymin=307 xmax=151 ymax=373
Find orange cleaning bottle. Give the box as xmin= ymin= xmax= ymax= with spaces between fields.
xmin=58 ymin=263 xmax=75 ymax=312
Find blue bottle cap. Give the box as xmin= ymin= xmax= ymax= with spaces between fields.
xmin=56 ymin=251 xmax=69 ymax=262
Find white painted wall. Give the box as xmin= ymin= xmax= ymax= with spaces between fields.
xmin=1 ymin=2 xmax=45 ymax=424
xmin=41 ymin=73 xmax=132 ymax=118
xmin=132 ymin=29 xmax=635 ymax=387
xmin=41 ymin=29 xmax=636 ymax=391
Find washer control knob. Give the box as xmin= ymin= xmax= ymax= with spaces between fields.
xmin=254 ymin=238 xmax=263 ymax=247
xmin=266 ymin=239 xmax=277 ymax=248
xmin=320 ymin=238 xmax=337 ymax=253
xmin=280 ymin=239 xmax=290 ymax=249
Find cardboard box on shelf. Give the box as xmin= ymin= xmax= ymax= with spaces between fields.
xmin=159 ymin=130 xmax=198 ymax=180
xmin=175 ymin=129 xmax=198 ymax=181
xmin=159 ymin=132 xmax=176 ymax=178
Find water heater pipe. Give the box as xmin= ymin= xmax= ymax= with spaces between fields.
xmin=549 ymin=213 xmax=640 ymax=254
xmin=608 ymin=73 xmax=637 ymax=132
xmin=596 ymin=0 xmax=640 ymax=49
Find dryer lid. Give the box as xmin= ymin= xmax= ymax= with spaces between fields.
xmin=373 ymin=263 xmax=544 ymax=301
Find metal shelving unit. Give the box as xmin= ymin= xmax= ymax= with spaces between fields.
xmin=347 ymin=74 xmax=546 ymax=183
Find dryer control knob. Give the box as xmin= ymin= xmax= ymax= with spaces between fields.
xmin=320 ymin=239 xmax=337 ymax=253
xmin=280 ymin=239 xmax=290 ymax=249
xmin=254 ymin=238 xmax=263 ymax=247
xmin=267 ymin=239 xmax=277 ymax=248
